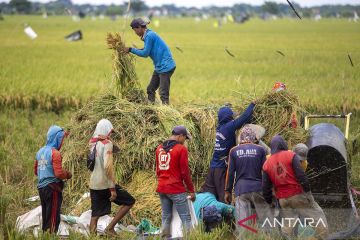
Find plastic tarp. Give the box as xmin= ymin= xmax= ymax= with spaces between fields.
xmin=16 ymin=207 xmax=133 ymax=236
xmin=170 ymin=199 xmax=198 ymax=238
xmin=77 ymin=210 xmax=125 ymax=234
xmin=24 ymin=26 xmax=38 ymax=39
xmin=16 ymin=206 xmax=42 ymax=232
xmin=17 ymin=194 xmax=197 ymax=237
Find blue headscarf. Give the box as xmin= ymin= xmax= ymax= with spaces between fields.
xmin=217 ymin=107 xmax=234 ymax=126
xmin=46 ymin=125 xmax=66 ymax=150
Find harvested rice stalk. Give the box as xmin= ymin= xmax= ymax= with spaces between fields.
xmin=106 ymin=33 xmax=146 ymax=103
xmin=252 ymin=90 xmax=308 ymax=147
xmin=123 ymin=171 xmax=161 ymax=225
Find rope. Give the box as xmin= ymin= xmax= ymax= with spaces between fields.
xmin=307 ymin=164 xmax=347 ymax=180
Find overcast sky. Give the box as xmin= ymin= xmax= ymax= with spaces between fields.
xmin=0 ymin=0 xmax=359 ymax=7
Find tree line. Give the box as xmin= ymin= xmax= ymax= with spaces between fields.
xmin=1 ymin=0 xmax=359 ymax=19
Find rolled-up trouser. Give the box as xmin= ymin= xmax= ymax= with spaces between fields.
xmin=147 ymin=67 xmax=175 ymax=104
xmin=159 ymin=192 xmax=192 ymax=239
xmin=235 ymin=191 xmax=274 ymax=237
xmin=279 ymin=192 xmax=328 ymax=240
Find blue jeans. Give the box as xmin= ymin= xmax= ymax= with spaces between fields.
xmin=159 ymin=192 xmax=192 ymax=238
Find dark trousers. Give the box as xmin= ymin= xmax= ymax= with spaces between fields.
xmin=147 ymin=67 xmax=175 ymax=104
xmin=90 ymin=184 xmax=136 ymax=217
xmin=38 ymin=184 xmax=63 ymax=233
xmin=200 ymin=168 xmax=227 ymax=203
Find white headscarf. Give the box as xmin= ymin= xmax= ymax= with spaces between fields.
xmin=92 ymin=119 xmax=114 ymax=139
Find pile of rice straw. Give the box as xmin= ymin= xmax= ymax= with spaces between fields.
xmin=61 ymin=94 xmax=217 ymax=224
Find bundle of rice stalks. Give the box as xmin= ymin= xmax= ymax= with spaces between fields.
xmin=122 ymin=171 xmax=161 ymax=225
xmin=252 ymin=90 xmax=308 ymax=147
xmin=106 ymin=33 xmax=146 ymax=103
xmin=69 ymin=197 xmax=91 ymax=217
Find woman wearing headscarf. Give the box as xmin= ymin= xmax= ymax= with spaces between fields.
xmin=89 ymin=119 xmax=135 ymax=236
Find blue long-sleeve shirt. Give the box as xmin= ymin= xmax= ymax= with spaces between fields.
xmin=130 ymin=29 xmax=176 ymax=73
xmin=193 ymin=192 xmax=234 ymax=220
xmin=210 ymin=103 xmax=255 ymax=169
xmin=225 ymin=143 xmax=266 ymax=196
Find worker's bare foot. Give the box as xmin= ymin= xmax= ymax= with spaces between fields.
xmin=104 ymin=228 xmax=117 ymax=236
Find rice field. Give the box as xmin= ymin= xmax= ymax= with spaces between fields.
xmin=0 ymin=15 xmax=359 ymax=109
xmin=1 ymin=15 xmax=360 ymax=239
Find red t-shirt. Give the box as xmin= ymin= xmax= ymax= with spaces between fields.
xmin=155 ymin=143 xmax=195 ymax=194
xmin=263 ymin=151 xmax=303 ymax=199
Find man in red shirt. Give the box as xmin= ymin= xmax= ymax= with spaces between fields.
xmin=156 ymin=125 xmax=195 ymax=239
xmin=262 ymin=135 xmax=328 ymax=240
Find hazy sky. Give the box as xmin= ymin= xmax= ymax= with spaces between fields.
xmin=0 ymin=0 xmax=359 ymax=7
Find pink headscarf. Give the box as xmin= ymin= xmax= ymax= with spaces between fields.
xmin=239 ymin=126 xmax=256 ymax=144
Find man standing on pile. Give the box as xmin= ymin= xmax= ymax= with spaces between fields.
xmin=89 ymin=119 xmax=135 ymax=236
xmin=224 ymin=126 xmax=273 ymax=235
xmin=200 ymin=102 xmax=256 ymax=202
xmin=35 ymin=125 xmax=72 ymax=233
xmin=262 ymin=135 xmax=328 ymax=240
xmin=155 ymin=125 xmax=196 ymax=239
xmin=125 ymin=18 xmax=176 ymax=105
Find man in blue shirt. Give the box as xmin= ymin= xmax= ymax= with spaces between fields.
xmin=125 ymin=18 xmax=176 ymax=104
xmin=224 ymin=126 xmax=273 ymax=235
xmin=193 ymin=192 xmax=234 ymax=220
xmin=200 ymin=102 xmax=255 ymax=202
xmin=193 ymin=192 xmax=234 ymax=232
